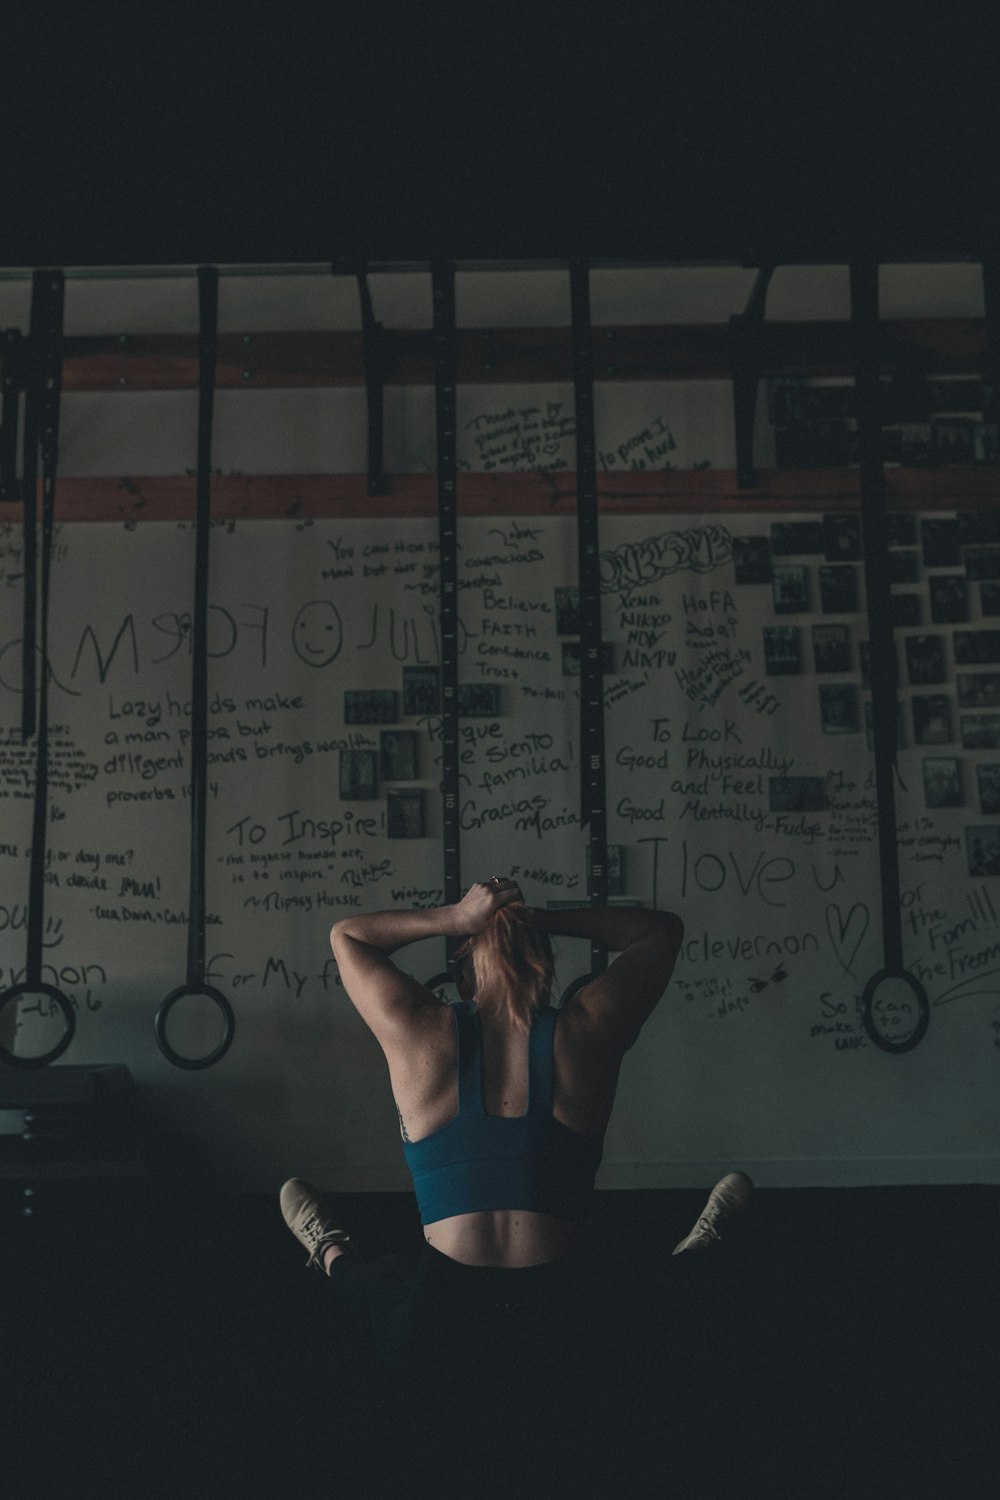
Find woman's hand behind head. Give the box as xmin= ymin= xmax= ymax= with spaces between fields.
xmin=451 ymin=878 xmax=524 ymax=935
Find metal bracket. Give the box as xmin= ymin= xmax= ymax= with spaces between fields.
xmin=729 ymin=265 xmax=775 ymax=489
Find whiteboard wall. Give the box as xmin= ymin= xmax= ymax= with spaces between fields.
xmin=2 ymin=502 xmax=998 ymax=1190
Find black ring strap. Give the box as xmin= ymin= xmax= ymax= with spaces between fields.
xmin=431 ymin=262 xmax=462 ymax=978
xmin=155 ymin=267 xmax=234 ymax=1070
xmin=0 ymin=328 xmax=23 ymax=503
xmin=355 ymin=265 xmax=388 ymax=497
xmin=20 ymin=286 xmax=43 ymax=740
xmin=2 ymin=271 xmax=75 ymax=1069
xmin=851 ymin=261 xmax=930 ymax=1053
xmin=569 ymin=262 xmax=608 ymax=976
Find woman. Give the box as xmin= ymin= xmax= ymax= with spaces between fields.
xmin=280 ymin=877 xmax=752 ymax=1381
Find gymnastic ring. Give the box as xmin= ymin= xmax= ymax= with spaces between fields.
xmin=155 ymin=983 xmax=235 ymax=1070
xmin=558 ymin=973 xmax=595 ymax=1008
xmin=861 ymin=966 xmax=930 ymax=1054
xmin=0 ymin=982 xmax=76 ymax=1069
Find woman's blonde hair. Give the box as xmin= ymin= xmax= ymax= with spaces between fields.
xmin=453 ymin=902 xmax=554 ymax=1033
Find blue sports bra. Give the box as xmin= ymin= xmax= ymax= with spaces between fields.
xmin=401 ymin=999 xmax=605 ymax=1226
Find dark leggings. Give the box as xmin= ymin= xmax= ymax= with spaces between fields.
xmin=326 ymin=1235 xmax=603 ymax=1382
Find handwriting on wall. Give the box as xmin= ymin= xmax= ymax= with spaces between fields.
xmin=1 ymin=512 xmax=996 ymax=1190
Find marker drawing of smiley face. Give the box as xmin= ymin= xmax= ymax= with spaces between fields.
xmin=293 ymin=600 xmax=343 ymax=666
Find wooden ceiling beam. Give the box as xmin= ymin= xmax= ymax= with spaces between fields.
xmin=0 ymin=319 xmax=987 ymax=391
xmin=2 ymin=467 xmax=998 ymax=521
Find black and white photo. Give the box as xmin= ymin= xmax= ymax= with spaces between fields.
xmin=932 ymin=417 xmax=975 ymax=464
xmin=905 ymin=635 xmax=947 ymax=685
xmin=891 ymin=593 xmax=922 ymax=627
xmin=402 ymin=667 xmax=440 ymax=716
xmin=819 ymin=684 xmax=859 ymax=734
xmin=768 ymin=776 xmax=828 ymax=812
xmin=966 ymin=825 xmax=1000 ymax=876
xmin=772 ymin=564 xmax=810 ymax=613
xmin=922 ymin=757 xmax=963 ymax=809
xmin=458 ymin=684 xmax=502 ymax=717
xmin=554 ymin=586 xmax=582 ymax=635
xmin=957 ymin=673 xmax=1000 ymax=708
xmin=387 ymin=788 xmax=425 ymax=839
xmin=763 ymin=626 xmax=802 ymax=674
xmin=954 ymin=630 xmax=1000 ymax=665
xmin=339 ymin=748 xmax=378 ymax=799
xmin=976 ymin=764 xmax=1000 ymax=815
xmin=811 ymin=624 xmax=851 ymax=674
xmin=963 ymin=545 xmax=1000 ymax=581
xmin=981 ymin=583 xmax=1000 ymax=616
xmin=960 ymin=714 xmax=1000 ymax=750
xmin=921 ymin=517 xmax=961 ymax=567
xmin=732 ymin=535 xmax=773 ymax=584
xmin=928 ymin=574 xmax=969 ymax=624
xmin=823 ymin=513 xmax=861 ymax=561
xmin=912 ymin=695 xmax=953 ymax=745
xmin=380 ymin=730 xmax=419 ymax=781
xmin=819 ymin=564 xmax=859 ymax=613
xmin=344 ymin=689 xmax=399 ymax=725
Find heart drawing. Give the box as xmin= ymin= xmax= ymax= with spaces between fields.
xmin=825 ymin=902 xmax=871 ymax=977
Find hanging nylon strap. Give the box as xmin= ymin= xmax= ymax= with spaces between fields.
xmin=851 ymin=262 xmax=929 ymax=1053
xmin=20 ymin=291 xmax=43 ymax=740
xmin=430 ymin=261 xmax=462 ymax=983
xmin=0 ymin=270 xmax=75 ymax=1069
xmin=355 ymin=265 xmax=388 ymax=496
xmin=570 ymin=262 xmax=608 ymax=977
xmin=155 ymin=267 xmax=234 ymax=1069
xmin=1 ymin=329 xmax=23 ymax=502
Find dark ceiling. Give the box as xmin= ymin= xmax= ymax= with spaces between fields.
xmin=1 ymin=4 xmax=996 ymax=268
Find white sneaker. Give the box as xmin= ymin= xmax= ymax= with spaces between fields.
xmin=279 ymin=1177 xmax=352 ymax=1270
xmin=672 ymin=1172 xmax=754 ymax=1254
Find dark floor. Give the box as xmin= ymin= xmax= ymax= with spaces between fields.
xmin=6 ymin=1179 xmax=997 ymax=1500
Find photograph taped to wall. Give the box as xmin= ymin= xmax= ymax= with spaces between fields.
xmin=819 ymin=684 xmax=859 ymax=734
xmin=905 ymin=635 xmax=947 ymax=685
xmin=554 ymin=587 xmax=582 ymax=635
xmin=402 ymin=667 xmax=440 ymax=715
xmin=922 ymin=757 xmax=963 ymax=808
xmin=344 ymin=689 xmax=399 ymax=725
xmin=339 ymin=749 xmax=378 ymax=799
xmin=387 ymin=788 xmax=425 ymax=839
xmin=823 ymin=513 xmax=862 ymax=561
xmin=954 ymin=630 xmax=1000 ymax=665
xmin=957 ymin=672 xmax=1000 ymax=707
xmin=960 ymin=714 xmax=1000 ymax=750
xmin=732 ymin=536 xmax=772 ymax=584
xmin=812 ymin=624 xmax=851 ymax=674
xmin=981 ymin=583 xmax=1000 ymax=616
xmin=763 ymin=626 xmax=802 ymax=674
xmin=900 ymin=423 xmax=934 ymax=465
xmin=768 ymin=776 xmax=828 ymax=811
xmin=888 ymin=549 xmax=921 ymax=584
xmin=963 ymin=546 xmax=1000 ymax=581
xmin=912 ymin=695 xmax=954 ymax=745
xmin=932 ymin=417 xmax=975 ymax=463
xmin=887 ymin=513 xmax=918 ymax=546
xmin=772 ymin=565 xmax=810 ymax=613
xmin=959 ymin=510 xmax=1000 ymax=545
xmin=588 ymin=844 xmax=624 ymax=896
xmin=380 ymin=730 xmax=419 ymax=781
xmin=922 ymin=517 xmax=961 ymax=567
xmin=976 ymin=763 xmax=1000 ymax=815
xmin=966 ymin=825 xmax=1000 ymax=876
xmin=891 ymin=594 xmax=922 ymax=627
xmin=457 ymin=684 xmax=502 ymax=717
xmin=974 ymin=422 xmax=1000 ymax=462
xmin=929 ymin=575 xmax=969 ymax=624
xmin=819 ymin=565 xmax=860 ymax=613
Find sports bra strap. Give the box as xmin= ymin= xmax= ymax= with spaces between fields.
xmin=453 ymin=1000 xmax=556 ymax=1117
